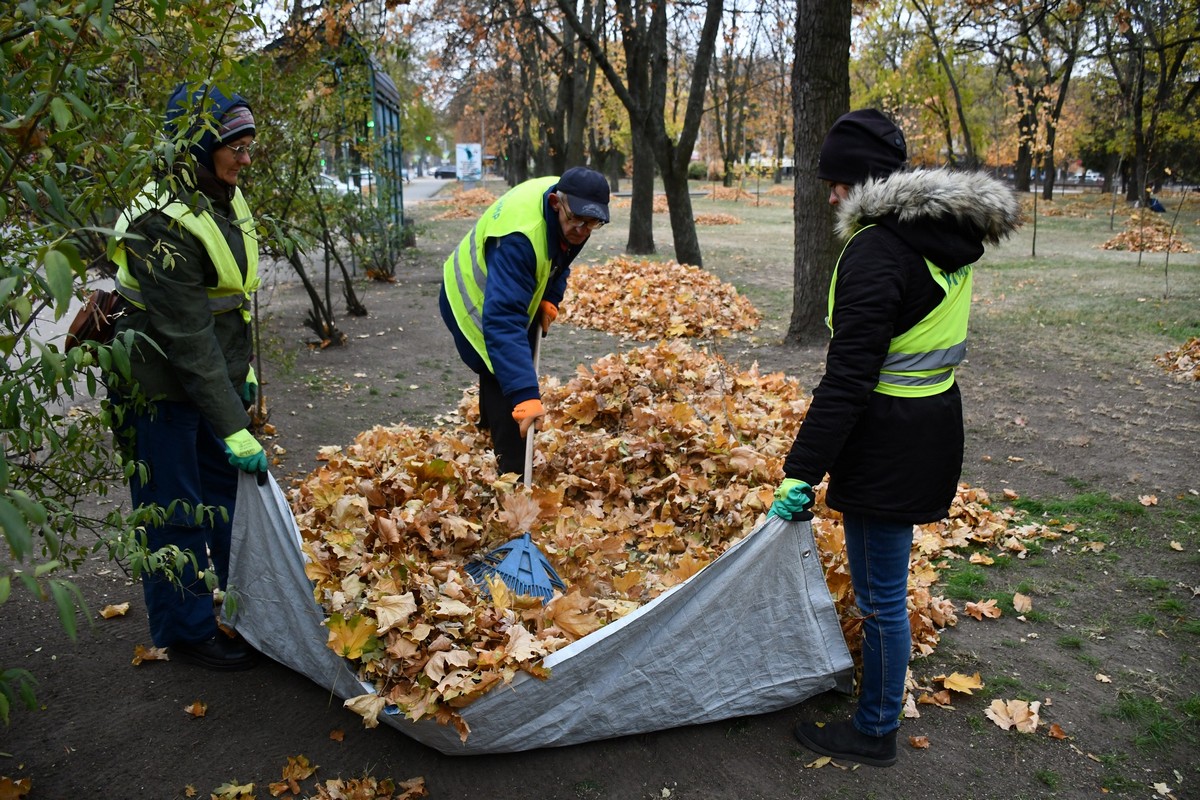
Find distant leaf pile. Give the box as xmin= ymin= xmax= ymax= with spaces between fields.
xmin=430 ymin=188 xmax=497 ymax=220
xmin=1100 ymin=210 xmax=1193 ymax=252
xmin=1154 ymin=336 xmax=1200 ymax=382
xmin=694 ymin=212 xmax=742 ymax=225
xmin=562 ymin=256 xmax=761 ymax=341
xmin=705 ymin=186 xmax=761 ymax=202
xmin=291 ymin=341 xmax=1057 ymax=738
xmin=612 ymin=194 xmax=670 ymax=213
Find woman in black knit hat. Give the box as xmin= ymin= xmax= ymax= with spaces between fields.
xmin=769 ymin=109 xmax=1021 ymax=766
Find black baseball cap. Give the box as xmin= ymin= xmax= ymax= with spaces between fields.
xmin=556 ymin=167 xmax=610 ymax=223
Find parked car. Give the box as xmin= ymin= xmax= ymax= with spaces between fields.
xmin=433 ymin=165 xmax=457 ymax=179
xmin=314 ymin=174 xmax=351 ymax=195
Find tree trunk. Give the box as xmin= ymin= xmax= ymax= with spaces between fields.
xmin=787 ymin=0 xmax=850 ymax=345
xmin=626 ymin=122 xmax=657 ymax=255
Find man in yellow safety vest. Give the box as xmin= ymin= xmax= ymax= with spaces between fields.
xmin=440 ymin=167 xmax=610 ymax=477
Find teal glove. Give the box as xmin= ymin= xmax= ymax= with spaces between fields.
xmin=240 ymin=365 xmax=258 ymax=406
xmin=223 ymin=428 xmax=268 ymax=474
xmin=769 ymin=478 xmax=814 ymax=521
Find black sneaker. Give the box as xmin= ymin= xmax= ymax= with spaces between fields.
xmin=793 ymin=719 xmax=898 ymax=767
xmin=170 ymin=634 xmax=256 ymax=671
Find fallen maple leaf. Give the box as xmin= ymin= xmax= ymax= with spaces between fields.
xmin=1012 ymin=593 xmax=1033 ymax=613
xmin=131 ymin=644 xmax=169 ymax=665
xmin=268 ymin=755 xmax=318 ymax=797
xmin=1139 ymin=494 xmax=1158 ymax=506
xmin=344 ymin=693 xmax=386 ymax=728
xmin=329 ymin=729 xmax=344 ymax=742
xmin=183 ymin=700 xmax=207 ymax=718
xmin=985 ymin=699 xmax=1041 ymax=732
xmin=0 ymin=777 xmax=32 ymax=800
xmin=908 ymin=735 xmax=930 ymax=749
xmin=1047 ymin=723 xmax=1068 ymax=739
xmin=325 ymin=613 xmax=379 ymax=660
xmin=942 ymin=671 xmax=984 ymax=694
xmin=210 ymin=781 xmax=255 ymax=800
xmin=965 ymin=599 xmax=1002 ymax=620
xmin=99 ymin=602 xmax=130 ymax=619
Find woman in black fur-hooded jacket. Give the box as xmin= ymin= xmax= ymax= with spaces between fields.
xmin=771 ymin=109 xmax=1021 ymax=768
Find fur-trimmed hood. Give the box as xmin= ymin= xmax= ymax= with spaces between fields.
xmin=836 ymin=168 xmax=1022 ymax=272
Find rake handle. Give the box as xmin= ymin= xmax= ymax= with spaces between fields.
xmin=523 ymin=316 xmax=543 ymax=486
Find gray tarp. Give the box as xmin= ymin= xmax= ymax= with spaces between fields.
xmin=225 ymin=472 xmax=853 ymax=755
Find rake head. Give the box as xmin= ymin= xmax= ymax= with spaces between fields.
xmin=465 ymin=533 xmax=566 ymax=604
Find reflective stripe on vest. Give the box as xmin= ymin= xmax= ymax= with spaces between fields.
xmin=828 ymin=224 xmax=973 ymax=398
xmin=112 ymin=181 xmax=259 ymax=321
xmin=442 ymin=177 xmax=555 ymax=372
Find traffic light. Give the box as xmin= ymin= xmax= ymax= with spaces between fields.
xmin=425 ymin=135 xmax=432 ymax=142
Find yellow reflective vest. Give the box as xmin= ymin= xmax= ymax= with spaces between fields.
xmin=112 ymin=181 xmax=259 ymax=322
xmin=829 ymin=225 xmax=972 ymax=398
xmin=442 ymin=176 xmax=556 ymax=372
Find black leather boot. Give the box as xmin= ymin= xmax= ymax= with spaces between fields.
xmin=170 ymin=634 xmax=256 ymax=671
xmin=793 ymin=719 xmax=898 ymax=767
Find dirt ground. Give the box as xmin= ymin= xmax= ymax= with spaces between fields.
xmin=2 ymin=205 xmax=1198 ymax=799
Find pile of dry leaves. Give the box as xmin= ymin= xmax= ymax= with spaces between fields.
xmin=705 ymin=186 xmax=761 ymax=202
xmin=694 ymin=212 xmax=742 ymax=225
xmin=291 ymin=341 xmax=1057 ymax=739
xmin=561 ymin=256 xmax=761 ymax=341
xmin=1154 ymin=336 xmax=1200 ymax=382
xmin=1100 ymin=210 xmax=1193 ymax=252
xmin=611 ymin=194 xmax=670 ymax=213
xmin=429 ymin=188 xmax=498 ymax=221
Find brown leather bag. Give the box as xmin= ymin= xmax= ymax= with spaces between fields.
xmin=65 ymin=289 xmax=127 ymax=350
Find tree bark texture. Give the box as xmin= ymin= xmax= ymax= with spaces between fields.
xmin=787 ymin=0 xmax=850 ymax=345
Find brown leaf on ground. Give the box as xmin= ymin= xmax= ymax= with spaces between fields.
xmin=942 ymin=671 xmax=984 ymax=694
xmin=268 ymin=755 xmax=317 ymax=797
xmin=0 ymin=776 xmax=32 ymax=800
xmin=183 ymin=700 xmax=206 ymax=718
xmin=131 ymin=644 xmax=169 ymax=665
xmin=985 ymin=699 xmax=1041 ymax=732
xmin=908 ymin=735 xmax=930 ymax=749
xmin=965 ymin=599 xmax=1002 ymax=620
xmin=99 ymin=602 xmax=129 ymax=619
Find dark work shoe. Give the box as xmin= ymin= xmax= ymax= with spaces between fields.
xmin=793 ymin=720 xmax=897 ymax=767
xmin=170 ymin=634 xmax=256 ymax=671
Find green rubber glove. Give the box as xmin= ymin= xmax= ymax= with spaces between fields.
xmin=223 ymin=428 xmax=267 ymax=474
xmin=769 ymin=478 xmax=814 ymax=520
xmin=240 ymin=365 xmax=258 ymax=406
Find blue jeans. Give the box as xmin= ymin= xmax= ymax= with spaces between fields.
xmin=126 ymin=401 xmax=238 ymax=647
xmin=842 ymin=512 xmax=914 ymax=737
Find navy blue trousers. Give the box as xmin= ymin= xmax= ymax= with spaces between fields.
xmin=126 ymin=401 xmax=237 ymax=647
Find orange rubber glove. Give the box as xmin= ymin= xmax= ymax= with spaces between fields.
xmin=539 ymin=300 xmax=558 ymax=334
xmin=512 ymin=398 xmax=545 ymax=437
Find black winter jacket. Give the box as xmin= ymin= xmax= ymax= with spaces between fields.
xmin=783 ymin=169 xmax=1020 ymax=523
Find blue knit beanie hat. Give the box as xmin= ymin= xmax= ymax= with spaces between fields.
xmin=165 ymin=83 xmax=256 ymax=173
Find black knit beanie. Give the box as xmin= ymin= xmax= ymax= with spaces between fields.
xmin=817 ymin=109 xmax=907 ymax=186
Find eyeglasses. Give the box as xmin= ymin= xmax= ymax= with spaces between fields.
xmin=226 ymin=141 xmax=257 ymax=158
xmin=558 ymin=193 xmax=605 ymax=230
